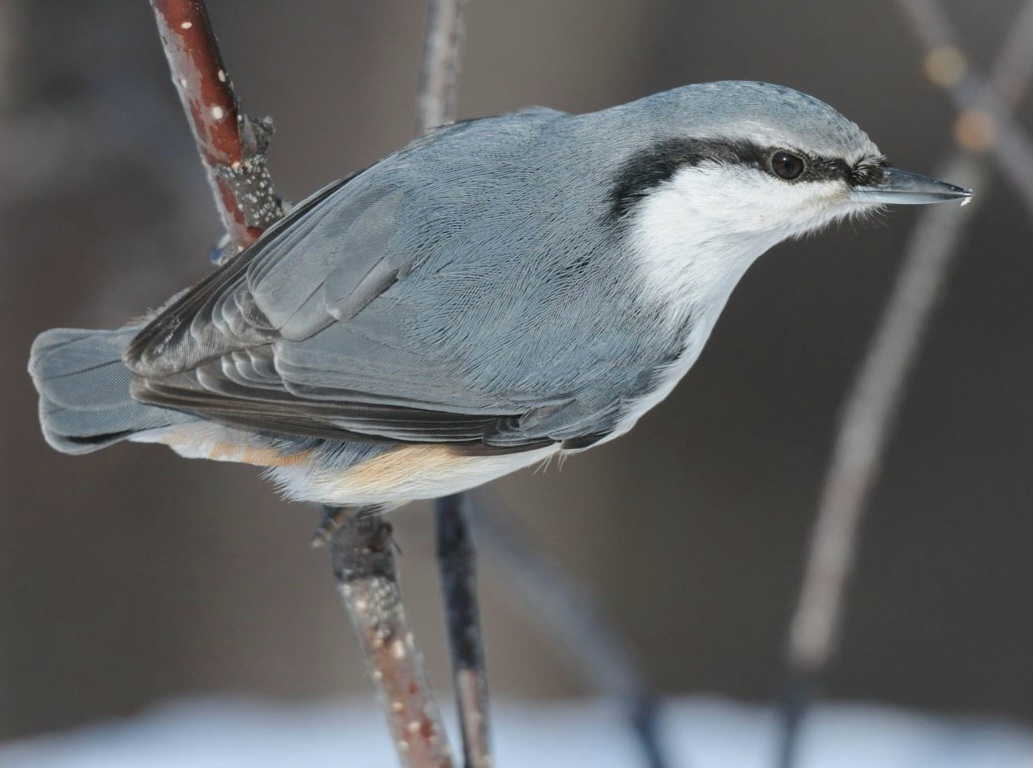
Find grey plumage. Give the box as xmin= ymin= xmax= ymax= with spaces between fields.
xmin=27 ymin=81 xmax=969 ymax=504
xmin=125 ymin=105 xmax=684 ymax=448
xmin=29 ymin=326 xmax=194 ymax=454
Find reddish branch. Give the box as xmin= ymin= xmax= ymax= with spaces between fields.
xmin=332 ymin=511 xmax=454 ymax=768
xmin=148 ymin=3 xmax=455 ymax=766
xmin=149 ymin=0 xmax=282 ymax=254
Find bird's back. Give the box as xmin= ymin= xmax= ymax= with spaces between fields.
xmin=126 ymin=107 xmax=689 ymax=449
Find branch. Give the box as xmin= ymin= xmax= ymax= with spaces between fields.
xmin=149 ymin=4 xmax=455 ymax=766
xmin=785 ymin=151 xmax=985 ymax=675
xmin=417 ymin=0 xmax=470 ymax=135
xmin=895 ymin=0 xmax=1033 ymax=215
xmin=436 ymin=496 xmax=491 ymax=768
xmin=414 ymin=3 xmax=489 ymax=767
xmin=149 ymin=0 xmax=283 ymax=255
xmin=331 ymin=509 xmax=454 ymax=768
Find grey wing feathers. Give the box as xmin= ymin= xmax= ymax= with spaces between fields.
xmin=122 ymin=107 xmax=664 ymax=452
xmin=30 ymin=326 xmax=195 ymax=453
xmin=129 ymin=352 xmax=543 ymax=448
xmin=126 ymin=175 xmax=354 ymax=373
xmin=124 ymin=117 xmax=566 ymax=451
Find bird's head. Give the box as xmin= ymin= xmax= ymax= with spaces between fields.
xmin=611 ymin=81 xmax=970 ymax=240
xmin=606 ymin=81 xmax=970 ymax=323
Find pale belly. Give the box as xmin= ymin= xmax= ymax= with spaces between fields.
xmin=133 ymin=421 xmax=562 ymax=507
xmin=267 ymin=443 xmax=562 ymax=506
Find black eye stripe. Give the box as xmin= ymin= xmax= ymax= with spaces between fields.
xmin=608 ymin=137 xmax=884 ymax=221
xmin=810 ymin=156 xmax=852 ymax=180
xmin=850 ymin=159 xmax=887 ymax=186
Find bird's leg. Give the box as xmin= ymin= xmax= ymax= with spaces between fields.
xmin=310 ymin=504 xmax=350 ymax=548
xmin=435 ymin=494 xmax=492 ymax=768
xmin=328 ymin=504 xmax=455 ymax=768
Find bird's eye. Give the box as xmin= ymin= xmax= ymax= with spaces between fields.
xmin=770 ymin=151 xmax=806 ymax=180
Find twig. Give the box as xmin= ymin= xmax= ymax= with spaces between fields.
xmin=148 ymin=4 xmax=454 ymax=766
xmin=414 ymin=2 xmax=487 ymax=766
xmin=895 ymin=0 xmax=1033 ymax=215
xmin=778 ymin=155 xmax=985 ymax=768
xmin=470 ymin=492 xmax=669 ymax=768
xmin=417 ymin=0 xmax=470 ymax=136
xmin=436 ymin=495 xmax=491 ymax=768
xmin=778 ymin=2 xmax=1033 ymax=765
xmin=149 ymin=0 xmax=283 ymax=257
xmin=787 ymin=174 xmax=983 ymax=673
xmin=330 ymin=508 xmax=454 ymax=768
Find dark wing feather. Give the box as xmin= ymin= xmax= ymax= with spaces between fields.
xmin=129 ymin=365 xmax=542 ymax=451
xmin=125 ymin=176 xmax=354 ymax=374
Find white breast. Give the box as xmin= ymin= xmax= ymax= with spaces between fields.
xmin=609 ymin=165 xmax=794 ymax=436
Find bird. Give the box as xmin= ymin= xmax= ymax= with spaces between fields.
xmin=28 ymin=80 xmax=970 ymax=516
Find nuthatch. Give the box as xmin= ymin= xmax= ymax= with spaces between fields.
xmin=29 ymin=81 xmax=971 ymax=509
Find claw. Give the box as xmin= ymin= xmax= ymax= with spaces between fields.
xmin=310 ymin=506 xmax=349 ymax=548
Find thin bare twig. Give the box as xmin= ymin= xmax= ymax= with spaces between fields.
xmin=149 ymin=0 xmax=283 ymax=256
xmin=778 ymin=2 xmax=1033 ymax=765
xmin=331 ymin=509 xmax=454 ymax=768
xmin=149 ymin=4 xmax=454 ymax=766
xmin=977 ymin=0 xmax=1033 ymax=107
xmin=786 ymin=160 xmax=986 ymax=673
xmin=414 ymin=2 xmax=487 ymax=766
xmin=895 ymin=0 xmax=1033 ymax=214
xmin=417 ymin=0 xmax=470 ymax=136
xmin=436 ymin=495 xmax=491 ymax=768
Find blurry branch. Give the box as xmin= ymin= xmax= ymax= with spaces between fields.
xmin=972 ymin=0 xmax=1033 ymax=107
xmin=416 ymin=7 xmax=668 ymax=759
xmin=896 ymin=0 xmax=1033 ymax=215
xmin=417 ymin=0 xmax=470 ymax=136
xmin=436 ymin=495 xmax=491 ymax=768
xmin=779 ymin=2 xmax=1033 ymax=765
xmin=415 ymin=2 xmax=489 ymax=767
xmin=0 ymin=0 xmax=19 ymax=109
xmin=418 ymin=0 xmax=668 ymax=754
xmin=471 ymin=492 xmax=669 ymax=768
xmin=784 ymin=167 xmax=987 ymax=666
xmin=149 ymin=0 xmax=283 ymax=257
xmin=148 ymin=3 xmax=455 ymax=766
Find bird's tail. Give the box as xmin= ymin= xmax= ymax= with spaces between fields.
xmin=28 ymin=326 xmax=193 ymax=454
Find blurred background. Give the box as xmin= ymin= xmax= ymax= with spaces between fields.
xmin=1 ymin=0 xmax=1031 ymax=747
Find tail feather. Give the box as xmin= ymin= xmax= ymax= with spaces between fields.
xmin=29 ymin=326 xmax=193 ymax=454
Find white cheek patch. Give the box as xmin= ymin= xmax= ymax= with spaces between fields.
xmin=627 ymin=163 xmax=870 ymax=330
xmin=666 ymin=164 xmax=850 ymax=235
xmin=623 ymin=164 xmax=877 ymax=414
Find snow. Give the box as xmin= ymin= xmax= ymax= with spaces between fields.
xmin=3 ymin=695 xmax=1033 ymax=767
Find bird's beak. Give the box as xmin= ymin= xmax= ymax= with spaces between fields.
xmin=851 ymin=167 xmax=972 ymax=206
